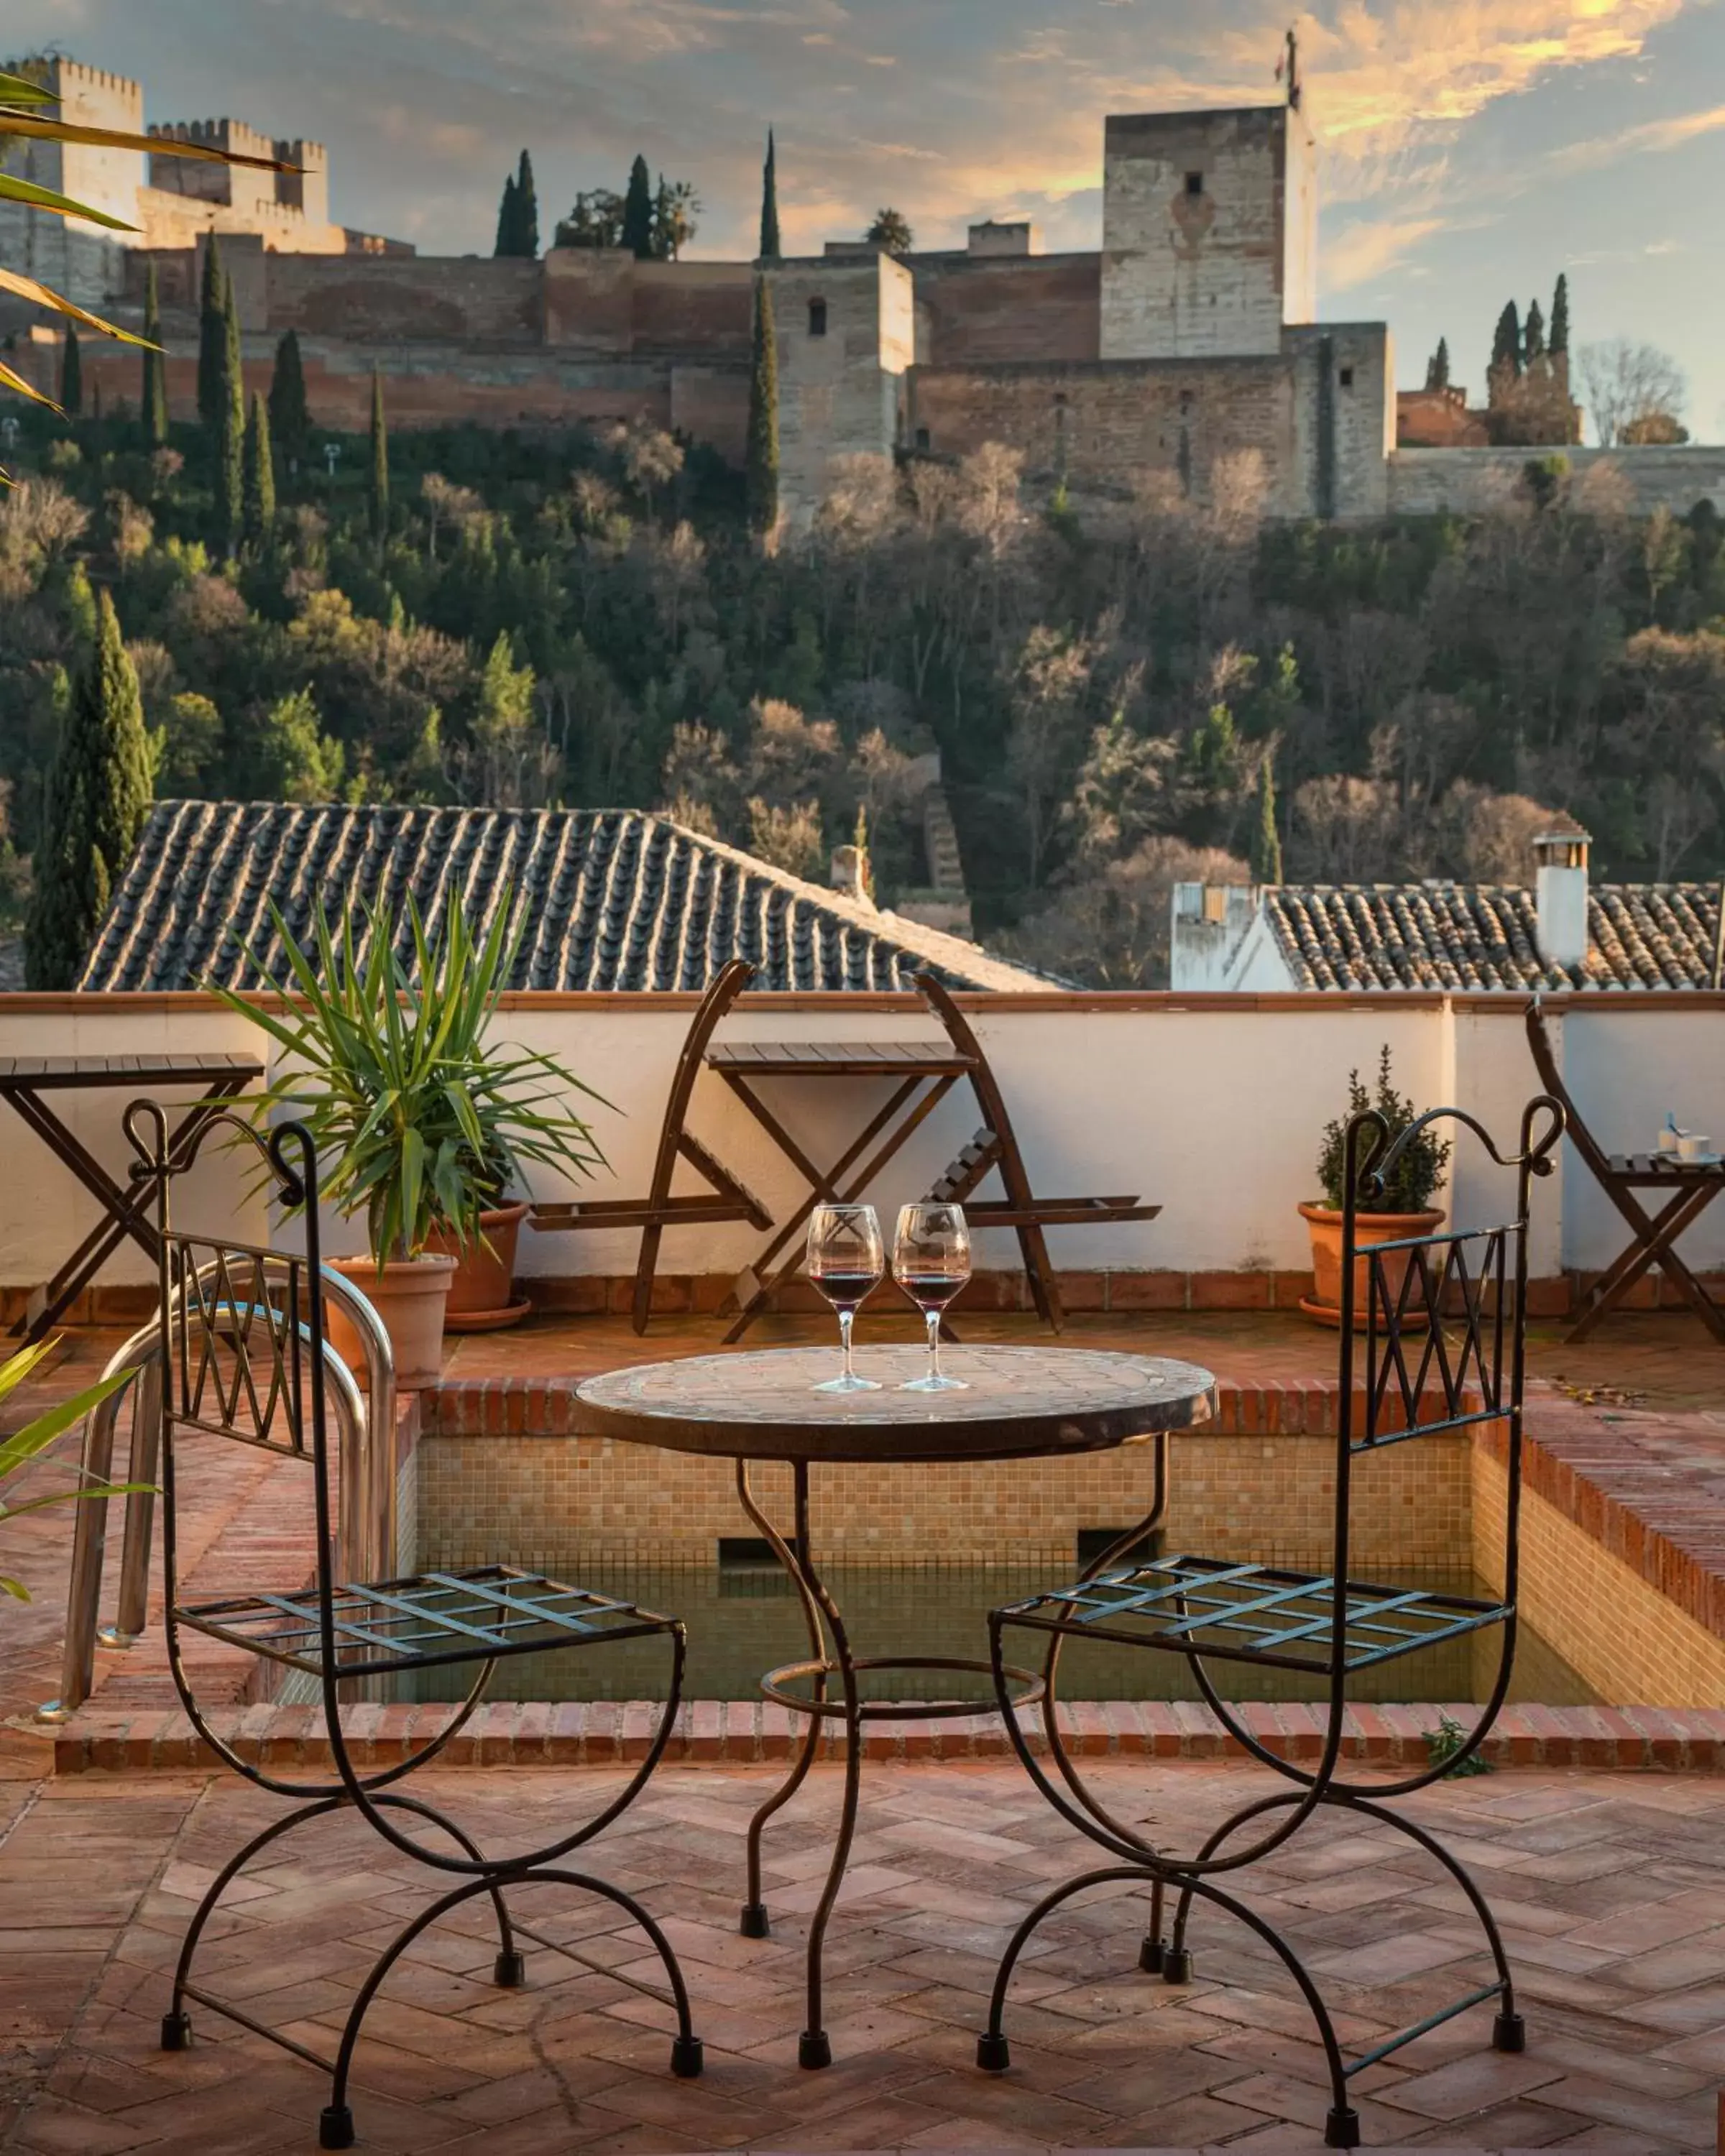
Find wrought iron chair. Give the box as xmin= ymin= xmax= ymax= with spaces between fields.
xmin=126 ymin=1101 xmax=702 ymax=2152
xmin=977 ymin=1093 xmax=1563 ymax=2152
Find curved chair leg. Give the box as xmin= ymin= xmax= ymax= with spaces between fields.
xmin=162 ymin=1797 xmax=346 ymax=2049
xmin=321 ymin=1866 xmax=702 ymax=2150
xmin=977 ymin=1863 xmax=1360 ymax=2150
xmin=374 ymin=1793 xmax=523 ymax=1987
xmin=1334 ymin=1791 xmax=1523 ymax=2050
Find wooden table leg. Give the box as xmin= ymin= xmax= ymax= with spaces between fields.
xmin=5 ymin=1082 xmax=254 ymax=1342
xmin=1570 ymin=1185 xmax=1725 ymax=1345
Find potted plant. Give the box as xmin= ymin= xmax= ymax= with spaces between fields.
xmin=423 ymin=1143 xmax=533 ymax=1332
xmin=1299 ymin=1047 xmax=1451 ymax=1329
xmin=212 ymin=892 xmax=607 ymax=1386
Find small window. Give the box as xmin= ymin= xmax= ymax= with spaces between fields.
xmin=1184 ymin=170 xmax=1204 ymax=196
xmin=1338 ymin=365 xmax=1355 ymax=388
xmin=915 ymin=425 xmax=931 ymax=451
xmin=808 ymin=297 xmax=828 ymax=338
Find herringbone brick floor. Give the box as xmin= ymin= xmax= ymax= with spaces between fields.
xmin=2 ymin=1759 xmax=1721 ymax=2155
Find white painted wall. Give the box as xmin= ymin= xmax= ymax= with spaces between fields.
xmin=1 ymin=995 xmax=1720 ymax=1291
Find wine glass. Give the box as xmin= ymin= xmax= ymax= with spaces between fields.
xmin=893 ymin=1202 xmax=972 ymax=1392
xmin=806 ymin=1204 xmax=885 ymax=1393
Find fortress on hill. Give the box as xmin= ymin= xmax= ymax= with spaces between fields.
xmin=5 ymin=52 xmax=1723 ymax=522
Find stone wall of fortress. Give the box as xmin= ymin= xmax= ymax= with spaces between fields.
xmin=1386 ymin=446 xmax=1725 ymax=517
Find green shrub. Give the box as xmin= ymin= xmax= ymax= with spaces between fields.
xmin=1316 ymin=1044 xmax=1451 ymax=1214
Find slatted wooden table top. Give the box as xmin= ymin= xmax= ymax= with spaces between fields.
xmin=1609 ymin=1151 xmax=1725 ymax=1182
xmin=577 ymin=1345 xmax=1218 ymax=1464
xmin=706 ymin=1041 xmax=975 ymax=1078
xmin=0 ymin=1054 xmax=263 ymax=1090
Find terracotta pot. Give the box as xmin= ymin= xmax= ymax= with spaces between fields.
xmin=326 ymin=1253 xmax=457 ymax=1389
xmin=423 ymin=1202 xmax=533 ymax=1332
xmin=1297 ymin=1202 xmax=1445 ymax=1329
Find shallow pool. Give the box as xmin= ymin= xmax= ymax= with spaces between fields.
xmin=393 ymin=1555 xmax=1597 ymax=1708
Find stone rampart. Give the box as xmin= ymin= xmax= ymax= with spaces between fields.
xmin=1387 ymin=446 xmax=1725 ymax=517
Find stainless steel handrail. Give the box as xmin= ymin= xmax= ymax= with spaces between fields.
xmin=37 ymin=1263 xmax=396 ymax=1723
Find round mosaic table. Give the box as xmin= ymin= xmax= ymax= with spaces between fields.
xmin=577 ymin=1345 xmax=1217 ymax=2070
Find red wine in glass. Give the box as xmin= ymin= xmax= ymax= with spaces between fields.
xmin=893 ymin=1205 xmax=972 ymax=1391
xmin=806 ymin=1205 xmax=884 ymax=1393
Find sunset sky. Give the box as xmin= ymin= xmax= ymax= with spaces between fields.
xmin=9 ymin=0 xmax=1724 ymax=440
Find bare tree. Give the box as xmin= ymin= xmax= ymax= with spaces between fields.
xmin=1578 ymin=338 xmax=1688 ymax=448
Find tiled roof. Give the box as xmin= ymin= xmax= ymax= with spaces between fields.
xmin=78 ymin=803 xmax=1046 ymax=994
xmin=1265 ymin=883 xmax=1724 ymax=992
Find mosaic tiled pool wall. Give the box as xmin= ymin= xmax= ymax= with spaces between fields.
xmin=1472 ymin=1442 xmax=1725 ymax=1708
xmin=409 ymin=1425 xmax=1473 ymax=1580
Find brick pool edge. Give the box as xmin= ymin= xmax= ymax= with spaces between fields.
xmin=50 ymin=1697 xmax=1725 ymax=1774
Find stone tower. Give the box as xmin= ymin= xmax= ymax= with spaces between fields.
xmin=1100 ymin=101 xmax=1317 ymax=361
xmin=0 ymin=57 xmax=145 ymax=303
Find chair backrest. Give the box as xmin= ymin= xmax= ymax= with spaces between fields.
xmin=1525 ymin=997 xmax=1614 ymax=1184
xmin=1335 ymin=1094 xmax=1563 ymax=1598
xmin=913 ymin=970 xmax=1033 ymax=1204
xmin=645 ymin=959 xmax=755 ymax=1204
xmin=124 ymin=1100 xmax=334 ymax=1620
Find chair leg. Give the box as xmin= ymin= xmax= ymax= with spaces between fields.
xmin=631 ymin=1223 xmax=665 ymax=1336
xmin=1019 ymin=1223 xmax=1064 ymax=1332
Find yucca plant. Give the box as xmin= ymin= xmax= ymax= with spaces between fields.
xmin=208 ymin=892 xmax=608 ymax=1266
xmin=0 ymin=65 xmax=291 ymax=477
xmin=0 ymin=1340 xmax=141 ymax=1602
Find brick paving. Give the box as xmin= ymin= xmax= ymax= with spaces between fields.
xmin=3 ymin=1760 xmax=1724 ymax=2153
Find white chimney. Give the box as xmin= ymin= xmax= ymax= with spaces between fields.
xmin=1533 ymin=828 xmax=1591 ymax=971
xmin=829 ymin=844 xmax=870 ymax=905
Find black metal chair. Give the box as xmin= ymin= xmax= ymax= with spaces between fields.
xmin=977 ymin=1093 xmax=1563 ymax=2152
xmin=126 ymin=1102 xmax=702 ymax=2152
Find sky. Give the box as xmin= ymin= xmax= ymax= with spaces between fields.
xmin=6 ymin=0 xmax=1724 ymax=440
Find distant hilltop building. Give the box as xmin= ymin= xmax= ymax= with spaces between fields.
xmin=0 ymin=52 xmax=409 ymax=305
xmin=4 ymin=52 xmax=1719 ymax=521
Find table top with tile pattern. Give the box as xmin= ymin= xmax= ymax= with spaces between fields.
xmin=577 ymin=1344 xmax=1217 ymax=1463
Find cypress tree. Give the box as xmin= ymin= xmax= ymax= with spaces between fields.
xmin=515 ymin=149 xmax=539 ymax=259
xmin=268 ymin=328 xmax=310 ymax=475
xmin=493 ymin=170 xmax=519 ymax=257
xmin=1524 ymin=298 xmax=1545 ymax=362
xmin=1425 ymin=337 xmax=1450 ymax=392
xmin=26 ymin=589 xmax=153 ymax=990
xmin=196 ymin=235 xmax=226 ymax=431
xmin=213 ymin=269 xmax=244 ymax=555
xmin=1251 ymin=757 xmax=1283 ymax=884
xmin=1550 ymin=272 xmax=1570 ymax=358
xmin=242 ymin=390 xmax=275 ymax=550
xmin=367 ymin=368 xmax=390 ymax=543
xmin=1490 ymin=300 xmax=1522 ymax=379
xmin=621 ymin=155 xmax=655 ymax=259
xmin=140 ymin=259 xmax=168 ymax=448
xmin=759 ymin=129 xmax=781 ymax=261
xmin=745 ymin=272 xmax=779 ymax=535
xmin=60 ymin=326 xmax=81 ymax=418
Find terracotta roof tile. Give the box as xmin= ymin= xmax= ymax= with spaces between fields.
xmin=1263 ymin=882 xmax=1722 ymax=992
xmin=78 ymin=803 xmax=1044 ymax=994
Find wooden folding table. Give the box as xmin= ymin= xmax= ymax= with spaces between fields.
xmin=707 ymin=1038 xmax=972 ymax=1343
xmin=0 ymin=1054 xmax=264 ymax=1342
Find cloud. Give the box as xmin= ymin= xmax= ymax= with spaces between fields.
xmin=1545 ymin=97 xmax=1725 ymax=171
xmin=1322 ymin=213 xmax=1448 ymax=290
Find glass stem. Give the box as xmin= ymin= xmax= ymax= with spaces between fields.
xmin=925 ymin=1308 xmax=942 ymax=1384
xmin=840 ymin=1307 xmax=855 ymax=1383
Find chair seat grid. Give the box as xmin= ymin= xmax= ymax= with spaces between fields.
xmin=996 ymin=1555 xmax=1510 ymax=1673
xmin=175 ymin=1564 xmax=678 ymax=1678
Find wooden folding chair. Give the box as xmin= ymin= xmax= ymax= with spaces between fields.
xmin=531 ymin=959 xmax=771 ymax=1334
xmin=1526 ymin=998 xmax=1725 ymax=1344
xmin=914 ymin=972 xmax=1160 ymax=1331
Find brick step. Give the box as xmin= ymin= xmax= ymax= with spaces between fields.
xmin=49 ymin=1697 xmax=1725 ymax=1774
